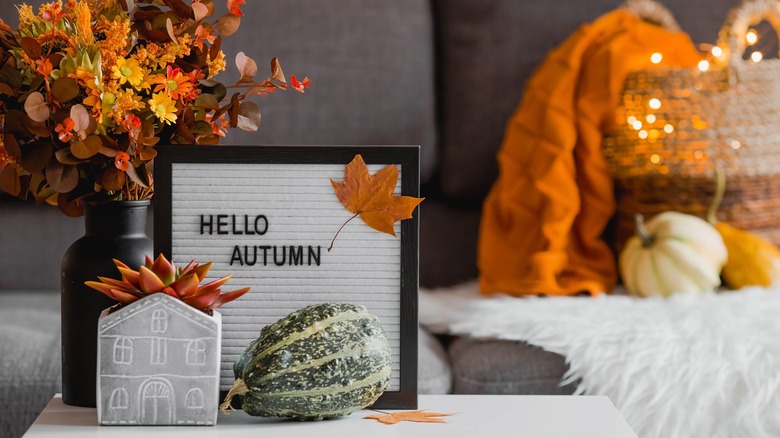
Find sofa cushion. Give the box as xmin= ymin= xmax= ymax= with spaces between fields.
xmin=449 ymin=337 xmax=577 ymax=395
xmin=0 ymin=291 xmax=60 ymax=438
xmin=418 ymin=328 xmax=452 ymax=394
xmin=434 ymin=0 xmax=739 ymax=200
xmin=218 ymin=0 xmax=438 ymax=183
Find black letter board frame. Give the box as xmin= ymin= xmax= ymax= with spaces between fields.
xmin=154 ymin=145 xmax=419 ymax=409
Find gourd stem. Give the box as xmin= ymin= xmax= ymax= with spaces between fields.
xmin=634 ymin=214 xmax=654 ymax=248
xmin=219 ymin=378 xmax=249 ymax=415
xmin=707 ymin=164 xmax=726 ymax=224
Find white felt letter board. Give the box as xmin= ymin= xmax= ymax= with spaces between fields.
xmin=154 ymin=146 xmax=419 ymax=409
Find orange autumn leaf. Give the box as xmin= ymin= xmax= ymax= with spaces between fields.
xmin=329 ymin=154 xmax=424 ymax=251
xmin=365 ymin=410 xmax=451 ymax=425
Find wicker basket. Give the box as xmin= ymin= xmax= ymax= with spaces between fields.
xmin=603 ymin=0 xmax=780 ymax=251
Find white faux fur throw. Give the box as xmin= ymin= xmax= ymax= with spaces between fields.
xmin=420 ymin=282 xmax=780 ymax=438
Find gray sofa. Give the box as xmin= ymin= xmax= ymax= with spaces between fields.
xmin=0 ymin=0 xmax=740 ymax=436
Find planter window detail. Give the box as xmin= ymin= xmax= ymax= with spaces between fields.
xmin=109 ymin=388 xmax=129 ymax=410
xmin=185 ymin=388 xmax=205 ymax=409
xmin=151 ymin=309 xmax=168 ymax=333
xmin=113 ymin=337 xmax=133 ymax=365
xmin=150 ymin=338 xmax=167 ymax=365
xmin=186 ymin=340 xmax=207 ymax=365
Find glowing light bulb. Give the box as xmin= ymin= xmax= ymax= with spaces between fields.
xmin=649 ymin=98 xmax=661 ymax=110
xmin=698 ymin=60 xmax=710 ymax=71
xmin=664 ymin=124 xmax=674 ymax=133
xmin=650 ymin=154 xmax=660 ymax=164
xmin=694 ymin=151 xmax=704 ymax=159
xmin=627 ymin=116 xmax=637 ymax=125
xmin=711 ymin=46 xmax=723 ymax=58
xmin=746 ymin=30 xmax=758 ymax=46
xmin=731 ymin=140 xmax=741 ymax=150
xmin=751 ymin=51 xmax=763 ymax=63
xmin=650 ymin=52 xmax=663 ymax=64
xmin=646 ymin=114 xmax=656 ymax=123
xmin=639 ymin=130 xmax=649 ymax=140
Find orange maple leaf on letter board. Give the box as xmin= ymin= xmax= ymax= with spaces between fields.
xmin=328 ymin=154 xmax=424 ymax=251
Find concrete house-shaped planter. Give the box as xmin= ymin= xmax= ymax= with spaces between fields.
xmin=96 ymin=293 xmax=222 ymax=426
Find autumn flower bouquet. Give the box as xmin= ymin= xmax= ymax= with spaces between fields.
xmin=0 ymin=0 xmax=309 ymax=216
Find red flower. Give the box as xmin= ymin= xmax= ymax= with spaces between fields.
xmin=227 ymin=0 xmax=246 ymax=16
xmin=122 ymin=115 xmax=142 ymax=142
xmin=290 ymin=75 xmax=310 ymax=93
xmin=41 ymin=2 xmax=65 ymax=23
xmin=115 ymin=152 xmax=131 ymax=171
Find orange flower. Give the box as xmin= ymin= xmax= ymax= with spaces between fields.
xmin=55 ymin=118 xmax=75 ymax=142
xmin=35 ymin=58 xmax=53 ymax=77
xmin=114 ymin=151 xmax=131 ymax=171
xmin=150 ymin=66 xmax=196 ymax=102
xmin=194 ymin=24 xmax=217 ymax=51
xmin=207 ymin=113 xmax=228 ymax=137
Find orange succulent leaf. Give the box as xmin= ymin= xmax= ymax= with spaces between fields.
xmin=116 ymin=266 xmax=141 ymax=288
xmin=365 ymin=410 xmax=451 ymax=425
xmin=210 ymin=287 xmax=250 ymax=309
xmin=150 ymin=253 xmax=176 ymax=285
xmin=138 ymin=265 xmax=166 ymax=293
xmin=330 ymin=154 xmax=424 ymax=242
xmin=168 ymin=273 xmax=200 ymax=298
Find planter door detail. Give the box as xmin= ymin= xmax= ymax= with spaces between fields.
xmin=140 ymin=379 xmax=174 ymax=424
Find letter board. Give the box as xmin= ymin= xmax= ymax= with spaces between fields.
xmin=154 ymin=145 xmax=419 ymax=409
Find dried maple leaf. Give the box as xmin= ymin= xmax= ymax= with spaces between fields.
xmin=329 ymin=154 xmax=424 ymax=251
xmin=365 ymin=410 xmax=451 ymax=425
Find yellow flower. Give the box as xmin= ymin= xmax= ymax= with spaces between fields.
xmin=112 ymin=57 xmax=145 ymax=89
xmin=149 ymin=92 xmax=178 ymax=125
xmin=17 ymin=5 xmax=36 ymax=26
xmin=207 ymin=50 xmax=226 ymax=79
xmin=73 ymin=1 xmax=94 ymax=48
xmin=110 ymin=89 xmax=144 ymax=124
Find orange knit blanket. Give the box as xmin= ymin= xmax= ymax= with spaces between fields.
xmin=478 ymin=10 xmax=700 ymax=296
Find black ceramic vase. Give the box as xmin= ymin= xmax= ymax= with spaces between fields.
xmin=61 ymin=200 xmax=153 ymax=407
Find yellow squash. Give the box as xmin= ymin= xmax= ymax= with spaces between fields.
xmin=708 ymin=167 xmax=780 ymax=289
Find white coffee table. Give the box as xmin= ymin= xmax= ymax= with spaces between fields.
xmin=24 ymin=394 xmax=637 ymax=437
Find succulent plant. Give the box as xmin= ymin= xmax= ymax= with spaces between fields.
xmin=85 ymin=254 xmax=250 ymax=313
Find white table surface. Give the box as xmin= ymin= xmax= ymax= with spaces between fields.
xmin=24 ymin=394 xmax=637 ymax=437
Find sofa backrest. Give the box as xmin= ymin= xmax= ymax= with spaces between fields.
xmin=433 ymin=0 xmax=738 ymax=201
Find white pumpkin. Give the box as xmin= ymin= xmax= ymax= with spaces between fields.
xmin=619 ymin=212 xmax=727 ymax=297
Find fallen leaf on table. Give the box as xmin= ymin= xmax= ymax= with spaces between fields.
xmin=329 ymin=154 xmax=424 ymax=251
xmin=365 ymin=410 xmax=451 ymax=425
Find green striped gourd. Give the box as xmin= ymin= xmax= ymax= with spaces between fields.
xmin=220 ymin=303 xmax=391 ymax=420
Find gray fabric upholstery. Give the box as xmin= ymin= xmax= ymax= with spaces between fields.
xmin=449 ymin=337 xmax=576 ymax=395
xmin=0 ymin=292 xmax=60 ymax=438
xmin=216 ymin=0 xmax=438 ymax=183
xmin=0 ymin=201 xmax=84 ymax=290
xmin=419 ymin=198 xmax=481 ymax=287
xmin=0 ymin=200 xmax=153 ymax=290
xmin=434 ymin=0 xmax=739 ymax=200
xmin=417 ymin=328 xmax=452 ymax=394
